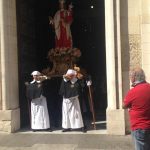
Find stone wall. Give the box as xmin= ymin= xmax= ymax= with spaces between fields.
xmin=120 ymin=0 xmax=142 ymax=97
xmin=141 ymin=0 xmax=150 ymax=82
xmin=121 ymin=0 xmax=150 ymax=88
xmin=128 ymin=0 xmax=142 ymax=68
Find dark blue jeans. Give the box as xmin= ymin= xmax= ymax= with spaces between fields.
xmin=131 ymin=129 xmax=150 ymax=150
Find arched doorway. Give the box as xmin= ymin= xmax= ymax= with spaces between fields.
xmin=16 ymin=0 xmax=107 ymax=130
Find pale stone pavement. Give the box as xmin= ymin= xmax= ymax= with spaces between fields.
xmin=0 ymin=129 xmax=134 ymax=150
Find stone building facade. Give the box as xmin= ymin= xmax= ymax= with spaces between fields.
xmin=0 ymin=0 xmax=150 ymax=135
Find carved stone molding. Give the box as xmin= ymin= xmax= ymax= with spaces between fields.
xmin=129 ymin=34 xmax=141 ymax=68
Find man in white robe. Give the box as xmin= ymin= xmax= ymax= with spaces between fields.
xmin=27 ymin=71 xmax=51 ymax=132
xmin=59 ymin=69 xmax=86 ymax=132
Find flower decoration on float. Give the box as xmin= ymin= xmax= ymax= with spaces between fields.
xmin=59 ymin=0 xmax=65 ymax=4
xmin=47 ymin=48 xmax=81 ymax=64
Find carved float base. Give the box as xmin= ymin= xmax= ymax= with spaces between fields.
xmin=42 ymin=48 xmax=81 ymax=76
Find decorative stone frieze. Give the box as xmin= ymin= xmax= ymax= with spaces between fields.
xmin=129 ymin=34 xmax=141 ymax=68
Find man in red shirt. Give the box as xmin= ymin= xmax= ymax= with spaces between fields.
xmin=123 ymin=67 xmax=150 ymax=150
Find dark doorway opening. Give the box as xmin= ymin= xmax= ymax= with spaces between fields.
xmin=17 ymin=0 xmax=107 ymax=130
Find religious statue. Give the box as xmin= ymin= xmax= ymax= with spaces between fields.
xmin=43 ymin=0 xmax=81 ymax=76
xmin=49 ymin=0 xmax=73 ymax=51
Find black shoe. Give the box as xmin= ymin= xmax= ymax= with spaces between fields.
xmin=32 ymin=129 xmax=38 ymax=132
xmin=62 ymin=128 xmax=71 ymax=132
xmin=81 ymin=127 xmax=87 ymax=133
xmin=47 ymin=128 xmax=52 ymax=132
xmin=42 ymin=128 xmax=52 ymax=132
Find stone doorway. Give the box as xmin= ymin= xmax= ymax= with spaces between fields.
xmin=16 ymin=0 xmax=107 ymax=130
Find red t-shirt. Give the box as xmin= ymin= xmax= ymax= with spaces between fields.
xmin=124 ymin=82 xmax=150 ymax=130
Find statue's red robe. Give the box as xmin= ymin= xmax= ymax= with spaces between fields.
xmin=54 ymin=9 xmax=73 ymax=50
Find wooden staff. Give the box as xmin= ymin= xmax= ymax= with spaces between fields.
xmin=87 ymin=84 xmax=96 ymax=130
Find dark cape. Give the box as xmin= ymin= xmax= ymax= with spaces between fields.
xmin=26 ymin=82 xmax=43 ymax=100
xmin=59 ymin=79 xmax=85 ymax=98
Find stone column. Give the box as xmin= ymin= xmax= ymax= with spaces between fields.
xmin=0 ymin=23 xmax=2 ymax=110
xmin=0 ymin=0 xmax=20 ymax=132
xmin=116 ymin=0 xmax=123 ymax=108
xmin=105 ymin=0 xmax=129 ymax=135
xmin=105 ymin=0 xmax=117 ymax=110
